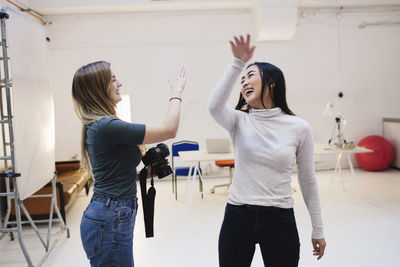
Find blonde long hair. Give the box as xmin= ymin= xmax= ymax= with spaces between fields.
xmin=72 ymin=61 xmax=117 ymax=176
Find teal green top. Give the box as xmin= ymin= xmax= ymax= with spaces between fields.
xmin=86 ymin=118 xmax=146 ymax=198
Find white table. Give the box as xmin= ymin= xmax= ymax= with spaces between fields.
xmin=177 ymin=151 xmax=234 ymax=205
xmin=178 ymin=144 xmax=372 ymax=201
xmin=314 ymin=143 xmax=373 ymax=196
xmin=178 ymin=150 xmax=234 ymax=162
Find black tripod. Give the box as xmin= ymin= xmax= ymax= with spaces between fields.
xmin=328 ymin=117 xmax=346 ymax=147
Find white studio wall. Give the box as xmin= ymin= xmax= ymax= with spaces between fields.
xmin=47 ymin=9 xmax=253 ymax=161
xmin=3 ymin=3 xmax=55 ymax=200
xmin=45 ymin=6 xmax=400 ymax=166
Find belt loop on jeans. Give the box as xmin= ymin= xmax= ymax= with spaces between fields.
xmin=105 ymin=197 xmax=111 ymax=208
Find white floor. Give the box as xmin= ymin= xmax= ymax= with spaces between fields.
xmin=0 ymin=168 xmax=399 ymax=267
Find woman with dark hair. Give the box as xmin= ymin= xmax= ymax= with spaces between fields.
xmin=208 ymin=35 xmax=326 ymax=267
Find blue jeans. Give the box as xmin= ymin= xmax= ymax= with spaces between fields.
xmin=80 ymin=193 xmax=138 ymax=267
xmin=219 ymin=203 xmax=300 ymax=267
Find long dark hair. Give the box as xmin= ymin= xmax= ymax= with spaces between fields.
xmin=235 ymin=62 xmax=294 ymax=115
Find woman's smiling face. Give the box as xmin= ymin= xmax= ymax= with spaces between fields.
xmin=240 ymin=65 xmax=264 ymax=109
xmin=108 ymin=70 xmax=123 ymax=105
xmin=240 ymin=64 xmax=275 ymax=110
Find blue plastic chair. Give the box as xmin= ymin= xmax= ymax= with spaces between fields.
xmin=171 ymin=141 xmax=202 ymax=200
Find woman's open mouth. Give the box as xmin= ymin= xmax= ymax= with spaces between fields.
xmin=244 ymin=88 xmax=254 ymax=97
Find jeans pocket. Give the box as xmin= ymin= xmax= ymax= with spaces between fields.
xmin=80 ymin=214 xmax=106 ymax=260
xmin=117 ymin=206 xmax=134 ymax=223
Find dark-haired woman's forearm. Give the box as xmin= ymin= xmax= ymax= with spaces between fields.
xmin=207 ymin=58 xmax=245 ymax=132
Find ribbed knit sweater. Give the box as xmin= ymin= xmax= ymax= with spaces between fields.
xmin=208 ymin=58 xmax=324 ymax=239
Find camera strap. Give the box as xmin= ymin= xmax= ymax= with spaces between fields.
xmin=139 ymin=167 xmax=156 ymax=238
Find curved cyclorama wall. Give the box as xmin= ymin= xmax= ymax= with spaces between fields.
xmin=3 ymin=3 xmax=55 ymax=200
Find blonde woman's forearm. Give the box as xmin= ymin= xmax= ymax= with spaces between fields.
xmin=142 ymin=66 xmax=186 ymax=144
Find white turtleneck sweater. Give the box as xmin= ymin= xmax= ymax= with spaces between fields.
xmin=208 ymin=58 xmax=324 ymax=239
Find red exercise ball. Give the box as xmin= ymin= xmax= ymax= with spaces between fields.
xmin=355 ymin=135 xmax=394 ymax=171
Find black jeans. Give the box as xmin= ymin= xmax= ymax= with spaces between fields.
xmin=219 ymin=203 xmax=300 ymax=267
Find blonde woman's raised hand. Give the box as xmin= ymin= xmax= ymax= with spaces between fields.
xmin=229 ymin=34 xmax=256 ymax=63
xmin=168 ymin=66 xmax=187 ymax=97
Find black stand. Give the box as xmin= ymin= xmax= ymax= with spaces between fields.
xmin=328 ymin=117 xmax=346 ymax=147
xmin=139 ymin=167 xmax=156 ymax=238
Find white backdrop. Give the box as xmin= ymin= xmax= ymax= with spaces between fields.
xmin=46 ymin=8 xmax=400 ymax=169
xmin=4 ymin=3 xmax=55 ymax=200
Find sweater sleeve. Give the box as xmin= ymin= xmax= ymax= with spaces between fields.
xmin=207 ymin=58 xmax=246 ymax=132
xmin=296 ymin=124 xmax=324 ymax=239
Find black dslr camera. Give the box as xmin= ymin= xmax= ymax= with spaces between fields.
xmin=142 ymin=143 xmax=173 ymax=178
xmin=140 ymin=143 xmax=172 ymax=238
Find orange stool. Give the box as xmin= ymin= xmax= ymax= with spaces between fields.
xmin=211 ymin=159 xmax=235 ymax=193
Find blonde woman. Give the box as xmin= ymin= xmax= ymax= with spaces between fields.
xmin=72 ymin=61 xmax=186 ymax=267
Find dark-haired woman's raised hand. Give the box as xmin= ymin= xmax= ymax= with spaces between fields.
xmin=229 ymin=34 xmax=256 ymax=63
